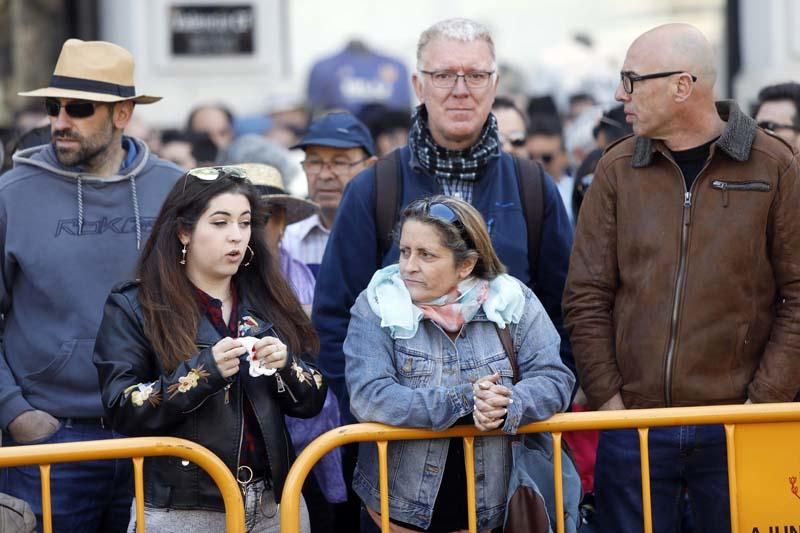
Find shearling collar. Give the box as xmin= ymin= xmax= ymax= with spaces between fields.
xmin=632 ymin=100 xmax=758 ymax=168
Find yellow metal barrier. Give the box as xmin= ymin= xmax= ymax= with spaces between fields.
xmin=281 ymin=403 xmax=800 ymax=533
xmin=0 ymin=436 xmax=245 ymax=533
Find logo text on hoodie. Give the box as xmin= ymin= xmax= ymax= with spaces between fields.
xmin=54 ymin=217 xmax=156 ymax=237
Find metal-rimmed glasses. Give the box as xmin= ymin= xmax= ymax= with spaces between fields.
xmin=757 ymin=120 xmax=800 ymax=133
xmin=620 ymin=70 xmax=697 ymax=94
xmin=419 ymin=70 xmax=496 ymax=89
xmin=300 ymin=157 xmax=369 ymax=176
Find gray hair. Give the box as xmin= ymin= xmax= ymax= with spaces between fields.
xmin=416 ymin=18 xmax=495 ymax=70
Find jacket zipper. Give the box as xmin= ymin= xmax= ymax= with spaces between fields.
xmin=275 ymin=372 xmax=298 ymax=403
xmin=710 ymin=180 xmax=771 ymax=207
xmin=235 ymin=383 xmax=244 ymax=478
xmin=662 ymin=157 xmax=713 ymax=407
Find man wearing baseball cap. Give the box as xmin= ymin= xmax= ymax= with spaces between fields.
xmin=0 ymin=39 xmax=182 ymax=532
xmin=283 ymin=112 xmax=377 ymax=277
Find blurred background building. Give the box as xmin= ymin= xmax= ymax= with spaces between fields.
xmin=0 ymin=0 xmax=793 ymax=154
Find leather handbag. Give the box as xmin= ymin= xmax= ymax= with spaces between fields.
xmin=495 ymin=325 xmax=580 ymax=533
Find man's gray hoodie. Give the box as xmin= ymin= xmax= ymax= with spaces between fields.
xmin=0 ymin=137 xmax=182 ymax=430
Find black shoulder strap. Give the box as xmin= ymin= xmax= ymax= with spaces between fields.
xmin=375 ymin=149 xmax=402 ymax=260
xmin=513 ymin=156 xmax=545 ymax=285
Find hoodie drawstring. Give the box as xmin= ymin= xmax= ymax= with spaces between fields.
xmin=129 ymin=175 xmax=142 ymax=250
xmin=75 ymin=174 xmax=142 ymax=250
xmin=77 ymin=176 xmax=84 ymax=235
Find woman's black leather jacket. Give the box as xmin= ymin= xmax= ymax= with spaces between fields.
xmin=93 ymin=281 xmax=326 ymax=511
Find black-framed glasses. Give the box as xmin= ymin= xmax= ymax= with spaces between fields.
xmin=428 ymin=202 xmax=475 ymax=249
xmin=44 ymin=98 xmax=101 ymax=119
xmin=419 ymin=70 xmax=496 ymax=89
xmin=620 ymin=70 xmax=697 ymax=94
xmin=301 ymin=157 xmax=369 ymax=176
xmin=182 ymin=165 xmax=246 ymax=192
xmin=757 ymin=120 xmax=800 ymax=133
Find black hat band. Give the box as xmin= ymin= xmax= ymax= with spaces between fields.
xmin=49 ymin=75 xmax=136 ymax=98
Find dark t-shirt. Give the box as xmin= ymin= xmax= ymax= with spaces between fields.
xmin=669 ymin=138 xmax=718 ymax=190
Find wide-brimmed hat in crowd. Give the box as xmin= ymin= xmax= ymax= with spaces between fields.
xmin=19 ymin=39 xmax=160 ymax=104
xmin=237 ymin=163 xmax=318 ymax=224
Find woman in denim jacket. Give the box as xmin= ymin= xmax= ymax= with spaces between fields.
xmin=344 ymin=195 xmax=575 ymax=532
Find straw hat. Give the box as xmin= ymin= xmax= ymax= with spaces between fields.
xmin=238 ymin=163 xmax=318 ymax=224
xmin=19 ymin=39 xmax=160 ymax=104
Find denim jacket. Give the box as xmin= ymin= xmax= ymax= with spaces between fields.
xmin=344 ymin=279 xmax=575 ymax=530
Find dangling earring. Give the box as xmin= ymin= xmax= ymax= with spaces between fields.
xmin=242 ymin=245 xmax=254 ymax=267
xmin=180 ymin=244 xmax=187 ymax=265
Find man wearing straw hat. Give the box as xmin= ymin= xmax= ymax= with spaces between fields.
xmin=0 ymin=39 xmax=182 ymax=532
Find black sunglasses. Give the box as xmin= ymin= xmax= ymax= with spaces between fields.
xmin=428 ymin=202 xmax=475 ymax=249
xmin=44 ymin=98 xmax=100 ymax=119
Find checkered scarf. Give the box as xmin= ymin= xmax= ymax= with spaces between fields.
xmin=408 ymin=105 xmax=500 ymax=183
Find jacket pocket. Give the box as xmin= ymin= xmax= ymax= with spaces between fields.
xmin=394 ymin=348 xmax=434 ymax=388
xmin=711 ymin=180 xmax=771 ymax=207
xmin=22 ymin=339 xmax=98 ymax=404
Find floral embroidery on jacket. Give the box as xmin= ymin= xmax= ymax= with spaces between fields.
xmin=167 ymin=365 xmax=211 ymax=400
xmin=311 ymin=368 xmax=324 ymax=390
xmin=238 ymin=315 xmax=260 ymax=337
xmin=291 ymin=361 xmax=314 ymax=385
xmin=124 ymin=382 xmax=161 ymax=407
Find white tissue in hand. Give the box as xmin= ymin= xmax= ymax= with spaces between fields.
xmin=239 ymin=336 xmax=276 ymax=377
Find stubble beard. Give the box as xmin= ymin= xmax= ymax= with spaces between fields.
xmin=52 ymin=121 xmax=116 ymax=171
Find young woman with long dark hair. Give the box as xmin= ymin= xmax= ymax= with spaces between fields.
xmin=94 ymin=167 xmax=325 ymax=532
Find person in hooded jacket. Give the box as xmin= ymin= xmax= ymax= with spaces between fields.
xmin=0 ymin=39 xmax=182 ymax=533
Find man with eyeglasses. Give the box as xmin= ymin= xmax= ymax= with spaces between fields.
xmin=753 ymin=81 xmax=800 ymax=151
xmin=313 ymin=17 xmax=574 ymax=531
xmin=283 ymin=112 xmax=377 ymax=278
xmin=0 ymin=39 xmax=182 ymax=532
xmin=564 ymin=24 xmax=800 ymax=532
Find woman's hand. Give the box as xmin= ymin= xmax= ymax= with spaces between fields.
xmin=212 ymin=337 xmax=245 ymax=378
xmin=252 ymin=336 xmax=288 ymax=370
xmin=472 ymin=372 xmax=513 ymax=431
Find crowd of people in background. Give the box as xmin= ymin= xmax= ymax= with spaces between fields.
xmin=1 ymin=14 xmax=800 ymax=533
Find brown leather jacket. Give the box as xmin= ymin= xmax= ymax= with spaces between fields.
xmin=563 ymin=101 xmax=800 ymax=410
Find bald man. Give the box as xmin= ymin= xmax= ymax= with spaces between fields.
xmin=564 ymin=24 xmax=800 ymax=532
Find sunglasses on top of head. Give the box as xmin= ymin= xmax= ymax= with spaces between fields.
xmin=182 ymin=165 xmax=247 ymax=193
xmin=44 ymin=98 xmax=103 ymax=119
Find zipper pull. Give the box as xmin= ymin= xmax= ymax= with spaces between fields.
xmin=683 ymin=191 xmax=692 ymax=225
xmin=276 ymin=374 xmax=285 ymax=393
xmin=224 ymin=384 xmax=231 ymax=405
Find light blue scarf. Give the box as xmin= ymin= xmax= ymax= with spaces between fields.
xmin=365 ymin=264 xmax=525 ymax=339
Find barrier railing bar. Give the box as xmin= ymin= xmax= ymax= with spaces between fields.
xmin=463 ymin=436 xmax=477 ymax=533
xmin=377 ymin=440 xmax=390 ymax=533
xmin=638 ymin=428 xmax=652 ymax=533
xmin=0 ymin=437 xmax=245 ymax=533
xmin=40 ymin=464 xmax=52 ymax=533
xmin=281 ymin=403 xmax=800 ymax=533
xmin=133 ymin=456 xmax=145 ymax=533
xmin=724 ymin=424 xmax=739 ymax=533
xmin=553 ymin=432 xmax=564 ymax=533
